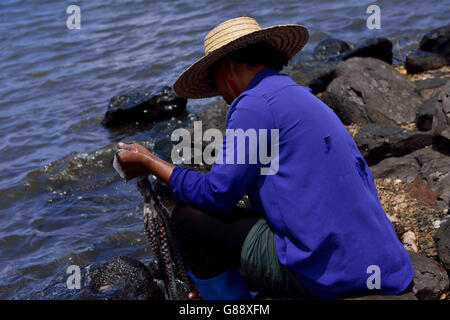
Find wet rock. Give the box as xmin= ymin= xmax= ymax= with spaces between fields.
xmin=182 ymin=98 xmax=228 ymax=149
xmin=195 ymin=98 xmax=229 ymax=135
xmin=370 ymin=146 xmax=450 ymax=209
xmin=288 ymin=60 xmax=337 ymax=94
xmin=434 ymin=219 xmax=450 ymax=271
xmin=102 ymin=86 xmax=187 ymax=127
xmin=405 ymin=50 xmax=448 ymax=74
xmin=408 ymin=251 xmax=449 ymax=300
xmin=313 ymin=38 xmax=352 ymax=60
xmin=416 ymin=94 xmax=439 ymax=131
xmin=432 ymin=80 xmax=450 ymax=141
xmin=89 ymin=256 xmax=164 ymax=300
xmin=322 ymin=57 xmax=423 ymax=125
xmin=171 ymin=98 xmax=228 ymax=168
xmin=419 ymin=24 xmax=450 ymax=58
xmin=354 ymin=124 xmax=433 ymax=165
xmin=343 ymin=37 xmax=393 ymax=64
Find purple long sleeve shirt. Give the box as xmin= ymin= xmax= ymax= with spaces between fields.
xmin=169 ymin=68 xmax=414 ymax=298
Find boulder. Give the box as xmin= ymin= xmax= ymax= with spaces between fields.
xmin=172 ymin=99 xmax=228 ymax=168
xmin=89 ymin=256 xmax=164 ymax=300
xmin=195 ymin=98 xmax=228 ymax=135
xmin=313 ymin=38 xmax=352 ymax=60
xmin=343 ymin=37 xmax=393 ymax=64
xmin=354 ymin=124 xmax=433 ymax=165
xmin=419 ymin=24 xmax=450 ymax=58
xmin=408 ymin=251 xmax=449 ymax=300
xmin=415 ymin=75 xmax=448 ymax=100
xmin=369 ymin=154 xmax=421 ymax=184
xmin=416 ymin=94 xmax=439 ymax=131
xmin=288 ymin=60 xmax=337 ymax=94
xmin=183 ymin=98 xmax=228 ymax=148
xmin=102 ymin=86 xmax=187 ymax=127
xmin=434 ymin=219 xmax=450 ymax=271
xmin=343 ymin=252 xmax=448 ymax=300
xmin=370 ymin=146 xmax=450 ymax=209
xmin=432 ymin=80 xmax=450 ymax=141
xmin=405 ymin=50 xmax=448 ymax=74
xmin=322 ymin=57 xmax=423 ymax=125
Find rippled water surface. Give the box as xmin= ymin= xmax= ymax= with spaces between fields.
xmin=0 ymin=0 xmax=449 ymax=299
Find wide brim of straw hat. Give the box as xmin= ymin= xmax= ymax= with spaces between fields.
xmin=174 ymin=23 xmax=309 ymax=99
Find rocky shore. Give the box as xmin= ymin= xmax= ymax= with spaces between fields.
xmin=90 ymin=24 xmax=450 ymax=300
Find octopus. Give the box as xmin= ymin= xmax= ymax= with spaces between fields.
xmin=113 ymin=152 xmax=193 ymax=299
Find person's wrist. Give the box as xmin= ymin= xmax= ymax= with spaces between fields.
xmin=140 ymin=154 xmax=153 ymax=175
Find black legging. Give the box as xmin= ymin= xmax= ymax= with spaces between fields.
xmin=171 ymin=201 xmax=263 ymax=279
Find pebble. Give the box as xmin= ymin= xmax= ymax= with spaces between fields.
xmin=433 ymin=220 xmax=442 ymax=228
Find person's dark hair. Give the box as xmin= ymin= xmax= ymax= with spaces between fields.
xmin=209 ymin=42 xmax=288 ymax=78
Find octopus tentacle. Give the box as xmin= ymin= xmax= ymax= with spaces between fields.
xmin=149 ymin=187 xmax=193 ymax=293
xmin=137 ymin=177 xmax=193 ymax=299
xmin=144 ymin=204 xmax=169 ymax=297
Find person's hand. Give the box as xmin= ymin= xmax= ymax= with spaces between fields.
xmin=116 ymin=141 xmax=175 ymax=185
xmin=117 ymin=142 xmax=151 ymax=157
xmin=116 ymin=144 xmax=151 ymax=181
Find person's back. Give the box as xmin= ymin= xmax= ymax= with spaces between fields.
xmin=239 ymin=68 xmax=414 ymax=297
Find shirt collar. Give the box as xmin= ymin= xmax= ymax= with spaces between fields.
xmin=244 ymin=67 xmax=279 ymax=92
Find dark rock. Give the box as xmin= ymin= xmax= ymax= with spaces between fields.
xmin=405 ymin=50 xmax=449 ymax=74
xmin=432 ymin=80 xmax=450 ymax=141
xmin=434 ymin=219 xmax=450 ymax=271
xmin=419 ymin=24 xmax=450 ymax=58
xmin=416 ymin=94 xmax=439 ymax=131
xmin=369 ymin=153 xmax=421 ymax=184
xmin=407 ymin=252 xmax=449 ymax=300
xmin=343 ymin=37 xmax=393 ymax=64
xmin=322 ymin=57 xmax=423 ymax=125
xmin=183 ymin=98 xmax=228 ymax=147
xmin=313 ymin=38 xmax=352 ymax=60
xmin=370 ymin=146 xmax=450 ymax=209
xmin=415 ymin=76 xmax=447 ymax=100
xmin=195 ymin=98 xmax=229 ymax=135
xmin=89 ymin=256 xmax=164 ymax=300
xmin=102 ymin=86 xmax=187 ymax=127
xmin=343 ymin=251 xmax=448 ymax=300
xmin=288 ymin=60 xmax=337 ymax=94
xmin=354 ymin=124 xmax=433 ymax=165
xmin=171 ymin=99 xmax=228 ymax=168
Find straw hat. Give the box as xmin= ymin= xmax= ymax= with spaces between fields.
xmin=173 ymin=16 xmax=309 ymax=99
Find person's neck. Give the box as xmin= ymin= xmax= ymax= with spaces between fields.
xmin=238 ymin=64 xmax=267 ymax=92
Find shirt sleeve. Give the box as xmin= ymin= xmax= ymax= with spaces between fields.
xmin=169 ymin=94 xmax=274 ymax=213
